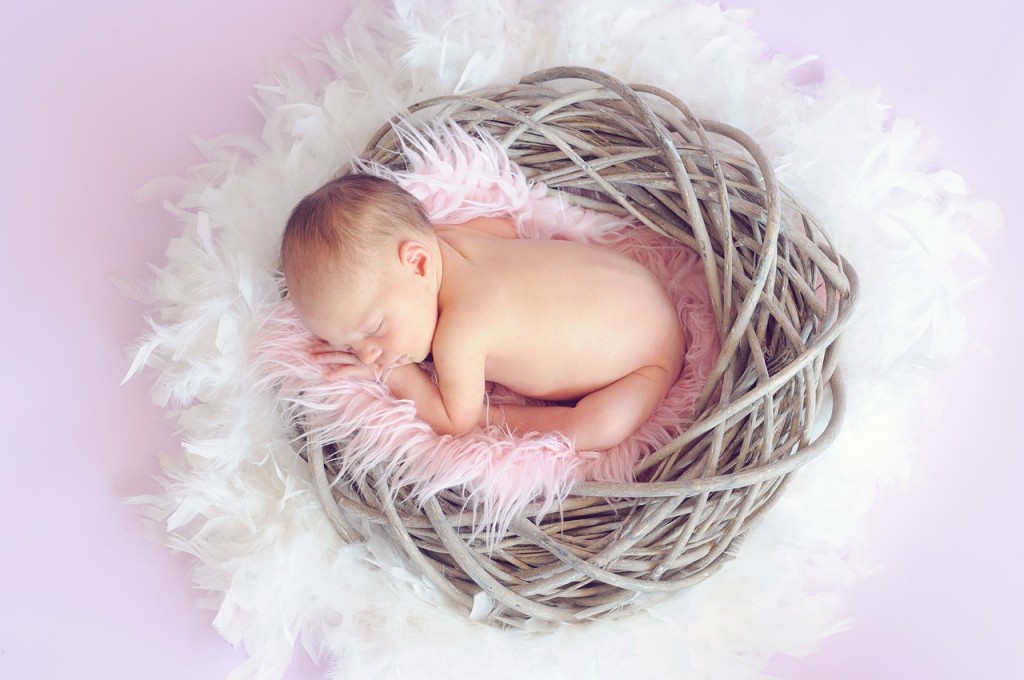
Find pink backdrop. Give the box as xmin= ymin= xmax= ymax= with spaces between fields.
xmin=2 ymin=1 xmax=1019 ymax=678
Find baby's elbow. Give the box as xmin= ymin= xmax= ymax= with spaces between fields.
xmin=435 ymin=406 xmax=481 ymax=437
xmin=434 ymin=420 xmax=475 ymax=437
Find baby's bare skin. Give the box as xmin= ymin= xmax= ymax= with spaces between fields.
xmin=296 ymin=217 xmax=685 ymax=451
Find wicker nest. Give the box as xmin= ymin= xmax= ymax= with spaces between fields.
xmin=305 ymin=66 xmax=858 ymax=627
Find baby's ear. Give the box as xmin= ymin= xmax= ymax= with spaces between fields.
xmin=398 ymin=239 xmax=430 ymax=277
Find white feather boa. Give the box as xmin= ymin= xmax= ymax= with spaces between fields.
xmin=126 ymin=1 xmax=1000 ymax=678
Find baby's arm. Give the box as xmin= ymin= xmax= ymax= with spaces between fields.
xmin=488 ymin=364 xmax=675 ymax=451
xmin=382 ymin=314 xmax=488 ymax=435
xmin=385 ymin=353 xmax=485 ymax=436
xmin=308 ymin=338 xmax=486 ymax=436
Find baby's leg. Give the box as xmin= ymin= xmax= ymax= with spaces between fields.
xmin=488 ymin=365 xmax=676 ymax=451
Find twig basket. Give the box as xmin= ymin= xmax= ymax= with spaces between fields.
xmin=305 ymin=67 xmax=858 ymax=627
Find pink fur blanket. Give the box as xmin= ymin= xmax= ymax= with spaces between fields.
xmin=253 ymin=124 xmax=719 ymax=529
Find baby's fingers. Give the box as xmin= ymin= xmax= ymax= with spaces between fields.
xmin=308 ymin=341 xmax=358 ymax=363
xmin=309 ymin=348 xmax=359 ymax=365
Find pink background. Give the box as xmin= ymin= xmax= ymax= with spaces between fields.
xmin=2 ymin=1 xmax=1019 ymax=678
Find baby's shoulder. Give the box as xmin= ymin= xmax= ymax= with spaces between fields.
xmin=432 ymin=295 xmax=492 ymax=358
xmin=435 ymin=216 xmax=518 ymax=240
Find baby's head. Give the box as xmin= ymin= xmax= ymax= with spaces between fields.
xmin=281 ymin=174 xmax=440 ymax=367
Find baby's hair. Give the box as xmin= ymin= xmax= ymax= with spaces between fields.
xmin=281 ymin=173 xmax=432 ymax=287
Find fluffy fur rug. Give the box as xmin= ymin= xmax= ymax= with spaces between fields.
xmin=125 ymin=1 xmax=999 ymax=678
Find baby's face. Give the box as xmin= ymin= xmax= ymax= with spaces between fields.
xmin=297 ymin=263 xmax=437 ymax=370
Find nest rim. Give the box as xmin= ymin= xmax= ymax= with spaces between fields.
xmin=303 ymin=66 xmax=859 ymax=627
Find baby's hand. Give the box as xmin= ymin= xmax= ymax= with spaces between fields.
xmin=308 ymin=340 xmax=379 ymax=380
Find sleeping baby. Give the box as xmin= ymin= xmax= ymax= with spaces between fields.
xmin=281 ymin=174 xmax=685 ymax=451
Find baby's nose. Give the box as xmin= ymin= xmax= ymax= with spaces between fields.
xmin=357 ymin=345 xmax=382 ymax=365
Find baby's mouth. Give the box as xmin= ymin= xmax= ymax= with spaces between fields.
xmin=382 ymin=355 xmax=411 ymax=369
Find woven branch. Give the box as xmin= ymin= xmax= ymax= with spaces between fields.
xmin=305 ymin=66 xmax=858 ymax=627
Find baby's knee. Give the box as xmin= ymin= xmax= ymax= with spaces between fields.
xmin=570 ymin=393 xmax=644 ymax=450
xmin=576 ymin=368 xmax=673 ymax=448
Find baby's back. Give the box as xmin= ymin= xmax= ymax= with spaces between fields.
xmin=437 ymin=228 xmax=685 ymax=401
